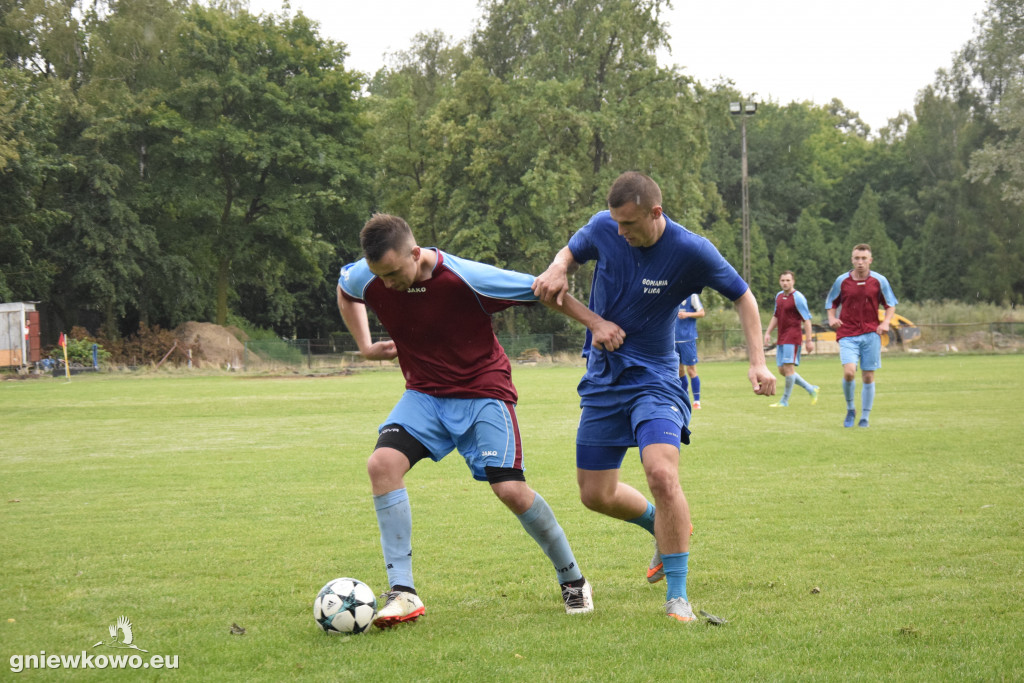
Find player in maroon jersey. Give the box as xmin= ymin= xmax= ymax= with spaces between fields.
xmin=337 ymin=213 xmax=623 ymax=626
xmin=763 ymin=271 xmax=820 ymax=407
xmin=825 ymin=244 xmax=898 ymax=428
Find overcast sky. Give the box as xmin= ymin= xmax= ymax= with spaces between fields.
xmin=247 ymin=0 xmax=989 ymax=132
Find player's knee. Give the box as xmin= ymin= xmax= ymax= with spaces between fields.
xmin=367 ymin=448 xmax=406 ymax=488
xmin=645 ymin=468 xmax=681 ymax=502
xmin=578 ymin=486 xmax=612 ymax=512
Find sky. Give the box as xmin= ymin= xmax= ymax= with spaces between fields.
xmin=247 ymin=0 xmax=989 ymax=132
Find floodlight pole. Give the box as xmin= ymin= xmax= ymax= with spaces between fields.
xmin=730 ymin=101 xmax=757 ymax=284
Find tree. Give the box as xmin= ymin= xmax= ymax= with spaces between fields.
xmin=847 ymin=185 xmax=900 ymax=293
xmin=967 ymin=82 xmax=1024 ymax=205
xmin=788 ymin=209 xmax=832 ymax=306
xmin=146 ymin=5 xmax=368 ymax=326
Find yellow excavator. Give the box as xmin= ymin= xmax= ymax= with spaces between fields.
xmin=811 ymin=312 xmax=919 ymax=347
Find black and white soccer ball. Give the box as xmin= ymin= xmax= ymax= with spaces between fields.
xmin=314 ymin=578 xmax=377 ymax=634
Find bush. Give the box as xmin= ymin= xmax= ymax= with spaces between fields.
xmin=49 ymin=327 xmax=111 ymax=366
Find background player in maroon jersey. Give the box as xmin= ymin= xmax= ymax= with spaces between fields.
xmin=825 ymin=244 xmax=898 ymax=428
xmin=763 ymin=270 xmax=820 ymax=407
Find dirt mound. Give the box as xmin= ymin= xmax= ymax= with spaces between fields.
xmin=175 ymin=322 xmax=246 ymax=368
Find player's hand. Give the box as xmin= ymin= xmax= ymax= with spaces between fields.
xmin=804 ymin=340 xmax=815 ymax=354
xmin=829 ymin=317 xmax=842 ymax=330
xmin=876 ymin=320 xmax=891 ymax=335
xmin=590 ymin=320 xmax=625 ymax=352
xmin=361 ymin=340 xmax=398 ymax=361
xmin=749 ymin=363 xmax=776 ymax=396
xmin=532 ymin=266 xmax=570 ymax=306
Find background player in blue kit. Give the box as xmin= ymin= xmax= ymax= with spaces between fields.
xmin=533 ymin=172 xmax=776 ymax=623
xmin=337 ymin=213 xmax=624 ymax=627
xmin=826 ymin=243 xmax=898 ymax=428
xmin=763 ymin=270 xmax=819 ymax=407
xmin=675 ymin=294 xmax=704 ymax=409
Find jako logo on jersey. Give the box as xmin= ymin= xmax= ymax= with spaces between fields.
xmin=407 ymin=287 xmax=427 ymax=293
xmin=481 ymin=450 xmax=498 ymax=456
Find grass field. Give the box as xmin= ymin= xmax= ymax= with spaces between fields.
xmin=2 ymin=354 xmax=1022 ymax=680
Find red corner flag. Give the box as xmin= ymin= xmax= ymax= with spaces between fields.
xmin=58 ymin=332 xmax=66 ymax=347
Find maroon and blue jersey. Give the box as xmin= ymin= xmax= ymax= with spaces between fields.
xmin=772 ymin=289 xmax=813 ymax=346
xmin=825 ymin=271 xmax=898 ymax=340
xmin=338 ymin=249 xmax=535 ymax=403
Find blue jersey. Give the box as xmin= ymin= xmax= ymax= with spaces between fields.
xmin=675 ymin=294 xmax=703 ymax=343
xmin=569 ymin=211 xmax=746 ymax=406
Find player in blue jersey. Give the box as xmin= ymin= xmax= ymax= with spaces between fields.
xmin=675 ymin=294 xmax=704 ymax=409
xmin=533 ymin=172 xmax=776 ymax=623
xmin=826 ymin=244 xmax=898 ymax=428
xmin=763 ymin=270 xmax=819 ymax=407
xmin=337 ymin=214 xmax=624 ymax=627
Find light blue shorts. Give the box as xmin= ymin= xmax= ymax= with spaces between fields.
xmin=776 ymin=343 xmax=802 ymax=367
xmin=839 ymin=333 xmax=882 ymax=371
xmin=675 ymin=340 xmax=699 ymax=367
xmin=382 ymin=390 xmax=523 ymax=481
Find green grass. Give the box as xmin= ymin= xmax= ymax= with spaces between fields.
xmin=1 ymin=355 xmax=1022 ymax=680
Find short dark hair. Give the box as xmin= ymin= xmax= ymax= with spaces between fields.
xmin=853 ymin=243 xmax=872 ymax=253
xmin=606 ymin=172 xmax=662 ymax=210
xmin=360 ymin=213 xmax=414 ymax=262
xmin=780 ymin=270 xmax=795 ymax=279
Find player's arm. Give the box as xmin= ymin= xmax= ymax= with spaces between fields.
xmin=733 ymin=289 xmax=776 ymax=396
xmin=825 ymin=280 xmax=842 ymax=329
xmin=803 ymin=318 xmax=815 ymax=353
xmin=763 ymin=315 xmax=778 ymax=345
xmin=532 ymin=246 xmax=580 ymax=306
xmin=336 ymin=286 xmax=397 ymax=361
xmin=543 ymin=293 xmax=624 ymax=352
xmin=878 ymin=304 xmax=896 ymax=334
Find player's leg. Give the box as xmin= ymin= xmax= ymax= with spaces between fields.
xmin=680 ymin=341 xmax=701 ymax=408
xmin=838 ymin=337 xmax=860 ymax=427
xmin=859 ymin=369 xmax=876 ymax=427
xmin=787 ymin=346 xmax=816 ymax=397
xmin=687 ymin=365 xmax=701 ymax=408
xmin=638 ymin=436 xmax=696 ymax=623
xmin=491 ymin=476 xmax=593 ymax=614
xmin=858 ymin=334 xmax=882 ymax=427
xmin=369 ymin=392 xmax=450 ymax=627
xmin=576 ymin=464 xmax=648 ymax=519
xmin=466 ymin=399 xmax=592 ymax=614
xmin=771 ymin=346 xmax=796 ymax=406
xmin=367 ymin=427 xmax=429 ymax=627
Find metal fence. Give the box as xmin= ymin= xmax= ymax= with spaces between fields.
xmin=241 ymin=322 xmax=1024 ymax=371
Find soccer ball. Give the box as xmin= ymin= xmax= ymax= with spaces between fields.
xmin=314 ymin=578 xmax=377 ymax=634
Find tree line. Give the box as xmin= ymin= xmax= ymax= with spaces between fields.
xmin=2 ymin=0 xmax=1021 ymax=344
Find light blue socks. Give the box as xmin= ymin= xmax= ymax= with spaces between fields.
xmin=842 ymin=379 xmax=856 ymax=409
xmin=662 ymin=552 xmax=690 ymax=601
xmin=626 ymin=501 xmax=657 ymax=535
xmin=516 ymin=493 xmax=583 ymax=584
xmin=374 ymin=488 xmax=413 ymax=590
